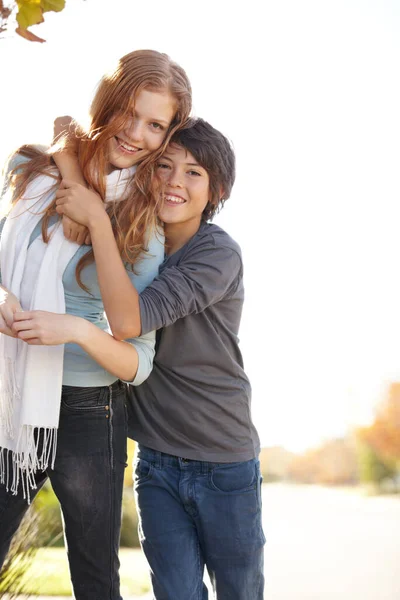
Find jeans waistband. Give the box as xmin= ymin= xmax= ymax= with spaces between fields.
xmin=62 ymin=379 xmax=124 ymax=393
xmin=136 ymin=444 xmax=254 ymax=473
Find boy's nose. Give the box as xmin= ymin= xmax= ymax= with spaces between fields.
xmin=168 ymin=173 xmax=183 ymax=187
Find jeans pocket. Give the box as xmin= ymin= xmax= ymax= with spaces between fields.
xmin=61 ymin=386 xmax=108 ymax=412
xmin=210 ymin=459 xmax=258 ymax=493
xmin=133 ymin=458 xmax=154 ymax=487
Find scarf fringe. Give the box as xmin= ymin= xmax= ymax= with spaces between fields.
xmin=0 ymin=426 xmax=57 ymax=504
xmin=0 ymin=357 xmax=20 ymax=439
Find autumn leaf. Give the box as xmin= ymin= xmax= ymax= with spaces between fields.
xmin=16 ymin=24 xmax=45 ymax=42
xmin=41 ymin=0 xmax=65 ymax=14
xmin=16 ymin=0 xmax=43 ymax=29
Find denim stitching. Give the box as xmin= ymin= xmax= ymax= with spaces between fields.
xmin=108 ymin=384 xmax=114 ymax=599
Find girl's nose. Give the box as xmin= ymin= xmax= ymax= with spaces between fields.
xmin=125 ymin=117 xmax=144 ymax=144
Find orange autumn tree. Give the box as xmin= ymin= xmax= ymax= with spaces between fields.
xmin=0 ymin=0 xmax=66 ymax=42
xmin=358 ymin=382 xmax=400 ymax=466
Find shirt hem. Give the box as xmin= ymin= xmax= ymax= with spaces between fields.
xmin=62 ymin=372 xmax=118 ymax=387
xmin=128 ymin=429 xmax=259 ymax=463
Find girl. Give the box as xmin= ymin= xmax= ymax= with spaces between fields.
xmin=0 ymin=49 xmax=191 ymax=600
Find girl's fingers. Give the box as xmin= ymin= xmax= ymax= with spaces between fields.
xmin=12 ymin=320 xmax=33 ymax=333
xmin=55 ymin=188 xmax=68 ymax=199
xmin=14 ymin=311 xmax=31 ymax=321
xmin=16 ymin=329 xmax=38 ymax=341
xmin=0 ymin=315 xmax=15 ymax=337
xmin=76 ymin=231 xmax=87 ymax=245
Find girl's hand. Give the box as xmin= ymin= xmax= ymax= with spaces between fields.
xmin=12 ymin=311 xmax=84 ymax=346
xmin=53 ymin=115 xmax=74 ymax=143
xmin=62 ymin=215 xmax=91 ymax=245
xmin=55 ymin=181 xmax=107 ymax=229
xmin=0 ymin=286 xmax=22 ymax=337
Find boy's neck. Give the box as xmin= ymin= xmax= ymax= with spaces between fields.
xmin=164 ymin=219 xmax=203 ymax=256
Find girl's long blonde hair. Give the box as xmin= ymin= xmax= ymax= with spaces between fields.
xmin=5 ymin=49 xmax=192 ymax=289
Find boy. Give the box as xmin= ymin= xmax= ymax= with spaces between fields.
xmin=55 ymin=118 xmax=265 ymax=600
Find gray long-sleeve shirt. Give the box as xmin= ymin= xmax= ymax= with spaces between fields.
xmin=127 ymin=221 xmax=260 ymax=462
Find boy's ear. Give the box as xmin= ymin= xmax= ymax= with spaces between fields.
xmin=219 ymin=186 xmax=225 ymax=200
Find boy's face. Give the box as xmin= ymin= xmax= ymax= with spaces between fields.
xmin=156 ymin=144 xmax=210 ymax=227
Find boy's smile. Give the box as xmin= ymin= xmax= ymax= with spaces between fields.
xmin=157 ymin=144 xmax=210 ymax=227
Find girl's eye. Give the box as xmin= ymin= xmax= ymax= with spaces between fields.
xmin=150 ymin=122 xmax=164 ymax=131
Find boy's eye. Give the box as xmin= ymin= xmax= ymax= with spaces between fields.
xmin=157 ymin=162 xmax=170 ymax=169
xmin=188 ymin=170 xmax=201 ymax=176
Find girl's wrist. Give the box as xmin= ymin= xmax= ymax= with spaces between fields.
xmin=88 ymin=209 xmax=111 ymax=232
xmin=70 ymin=316 xmax=91 ymax=346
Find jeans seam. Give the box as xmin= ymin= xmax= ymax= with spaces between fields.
xmin=108 ymin=384 xmax=114 ymax=599
xmin=196 ymin=535 xmax=203 ymax=600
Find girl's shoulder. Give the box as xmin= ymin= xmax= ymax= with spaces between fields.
xmin=2 ymin=145 xmax=49 ymax=186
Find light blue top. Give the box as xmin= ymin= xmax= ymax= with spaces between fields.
xmin=0 ymin=154 xmax=164 ymax=387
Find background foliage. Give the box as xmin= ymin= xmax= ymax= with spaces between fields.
xmin=0 ymin=0 xmax=66 ymax=41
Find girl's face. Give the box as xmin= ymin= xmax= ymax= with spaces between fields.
xmin=107 ymin=89 xmax=177 ymax=171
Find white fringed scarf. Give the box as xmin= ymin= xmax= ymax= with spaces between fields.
xmin=0 ymin=165 xmax=135 ymax=502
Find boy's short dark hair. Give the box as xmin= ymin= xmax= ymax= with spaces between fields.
xmin=170 ymin=118 xmax=236 ymax=221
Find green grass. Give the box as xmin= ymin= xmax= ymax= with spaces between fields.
xmin=14 ymin=547 xmax=151 ymax=596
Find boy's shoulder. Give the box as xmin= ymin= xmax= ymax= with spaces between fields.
xmin=191 ymin=221 xmax=242 ymax=257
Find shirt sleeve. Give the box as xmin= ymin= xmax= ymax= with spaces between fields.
xmin=120 ymin=329 xmax=156 ymax=386
xmin=139 ymin=239 xmax=243 ymax=335
xmin=118 ymin=226 xmax=164 ymax=385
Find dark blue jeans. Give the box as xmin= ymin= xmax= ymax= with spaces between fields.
xmin=0 ymin=380 xmax=127 ymax=600
xmin=134 ymin=445 xmax=265 ymax=600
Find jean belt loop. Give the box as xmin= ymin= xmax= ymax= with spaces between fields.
xmin=156 ymin=450 xmax=162 ymax=470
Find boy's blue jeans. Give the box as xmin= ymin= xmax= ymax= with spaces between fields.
xmin=0 ymin=380 xmax=127 ymax=600
xmin=134 ymin=445 xmax=265 ymax=600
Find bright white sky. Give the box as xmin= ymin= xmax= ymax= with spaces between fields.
xmin=1 ymin=0 xmax=400 ymax=452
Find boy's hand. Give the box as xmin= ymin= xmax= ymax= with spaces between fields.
xmin=55 ymin=181 xmax=107 ymax=229
xmin=0 ymin=286 xmax=22 ymax=337
xmin=62 ymin=215 xmax=91 ymax=245
xmin=12 ymin=311 xmax=84 ymax=346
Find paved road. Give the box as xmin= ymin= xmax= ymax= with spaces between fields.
xmin=262 ymin=483 xmax=400 ymax=600
xmin=10 ymin=483 xmax=400 ymax=599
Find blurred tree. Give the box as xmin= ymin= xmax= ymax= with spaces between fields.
xmin=356 ymin=441 xmax=397 ymax=486
xmin=0 ymin=0 xmax=66 ymax=42
xmin=287 ymin=437 xmax=359 ymax=485
xmin=259 ymin=446 xmax=295 ymax=482
xmin=358 ymin=382 xmax=400 ymax=465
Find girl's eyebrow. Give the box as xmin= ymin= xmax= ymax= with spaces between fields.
xmin=131 ymin=109 xmax=169 ymax=125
